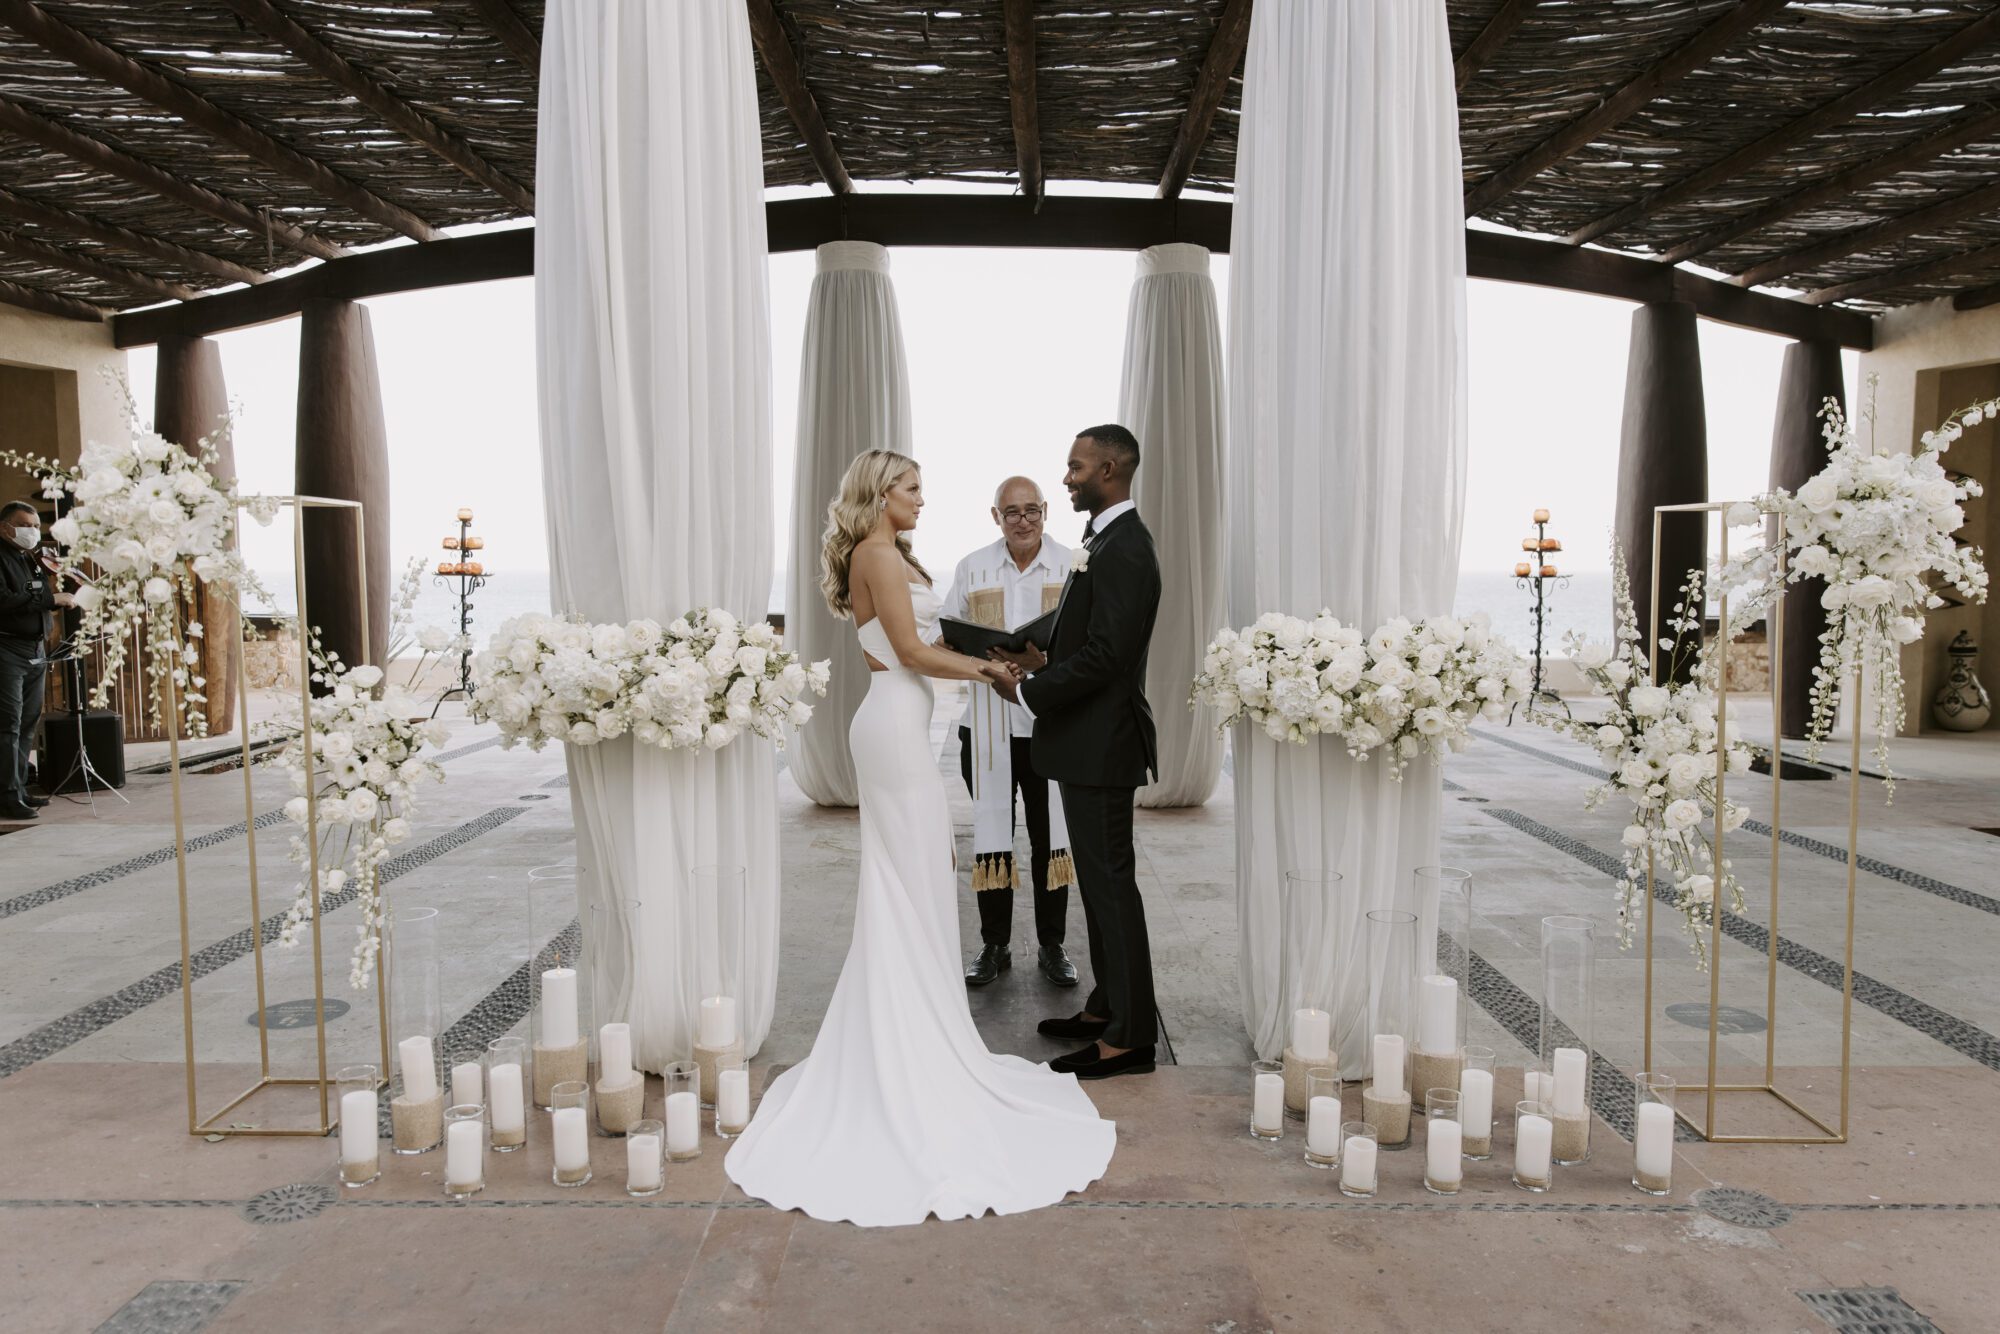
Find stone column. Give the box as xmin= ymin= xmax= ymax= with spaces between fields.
xmin=1615 ymin=301 xmax=1707 ymax=679
xmin=295 ymin=298 xmax=390 ymax=673
xmin=1768 ymin=341 xmax=1844 ymax=738
xmin=154 ymin=335 xmax=237 ymax=733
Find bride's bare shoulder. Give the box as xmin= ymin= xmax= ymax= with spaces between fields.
xmin=851 ymin=540 xmax=905 ymax=584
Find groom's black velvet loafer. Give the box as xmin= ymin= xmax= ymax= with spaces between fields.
xmin=1068 ymin=1045 xmax=1157 ymax=1081
xmin=1038 ymin=1011 xmax=1109 ymax=1041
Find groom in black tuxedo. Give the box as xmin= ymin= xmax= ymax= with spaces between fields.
xmin=990 ymin=425 xmax=1161 ymax=1080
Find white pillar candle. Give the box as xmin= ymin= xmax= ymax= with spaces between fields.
xmin=1252 ymin=1071 xmax=1284 ymax=1131
xmin=1340 ymin=1135 xmax=1377 ymax=1192
xmin=1460 ymin=1067 xmax=1495 ymax=1138
xmin=1306 ymin=1095 xmax=1341 ymax=1156
xmin=551 ymin=1106 xmax=589 ymax=1173
xmin=489 ymin=1063 xmax=525 ymax=1136
xmin=627 ymin=1132 xmax=663 ymax=1192
xmin=1635 ymin=1101 xmax=1675 ymax=1180
xmin=1552 ymin=1046 xmax=1588 ymax=1116
xmin=1416 ymin=975 xmax=1458 ymax=1054
xmin=1516 ymin=1111 xmax=1554 ymax=1181
xmin=1426 ymin=1118 xmax=1463 ymax=1185
xmin=1524 ymin=1070 xmax=1554 ymax=1105
xmin=1291 ymin=1008 xmax=1331 ymax=1063
xmin=541 ymin=968 xmax=579 ymax=1049
xmin=339 ymin=1089 xmax=377 ymax=1164
xmin=450 ymin=1060 xmax=482 ymax=1109
xmin=397 ymin=1035 xmax=438 ymax=1103
xmin=699 ymin=996 xmax=738 ymax=1049
xmin=1372 ymin=1033 xmax=1405 ymax=1094
xmin=445 ymin=1117 xmax=484 ymax=1186
xmin=718 ymin=1068 xmax=751 ymax=1127
xmin=666 ymin=1090 xmax=700 ymax=1154
xmin=598 ymin=1022 xmax=634 ymax=1086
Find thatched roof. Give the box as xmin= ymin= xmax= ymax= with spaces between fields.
xmin=1 ymin=0 xmax=1997 ymax=321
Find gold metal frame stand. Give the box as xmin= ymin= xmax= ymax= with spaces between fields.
xmin=169 ymin=497 xmax=388 ymax=1137
xmin=1640 ymin=502 xmax=1856 ymax=1145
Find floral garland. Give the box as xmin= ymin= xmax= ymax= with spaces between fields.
xmin=1190 ymin=609 xmax=1530 ymax=777
xmin=1545 ymin=550 xmax=1753 ymax=969
xmin=470 ymin=607 xmax=830 ymax=752
xmin=1722 ymin=385 xmax=1987 ymax=794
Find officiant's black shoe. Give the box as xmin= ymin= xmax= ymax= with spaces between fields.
xmin=1071 ymin=1045 xmax=1156 ymax=1081
xmin=1038 ymin=944 xmax=1079 ymax=987
xmin=1037 ymin=1011 xmax=1109 ymax=1041
xmin=0 ymin=803 xmax=36 ymax=821
xmin=964 ymin=944 xmax=1010 ymax=987
xmin=23 ymin=793 xmax=49 ymax=808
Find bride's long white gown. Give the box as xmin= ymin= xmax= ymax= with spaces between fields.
xmin=725 ymin=581 xmax=1117 ymax=1226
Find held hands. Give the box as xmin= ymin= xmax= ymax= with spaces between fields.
xmin=989 ymin=643 xmax=1047 ymax=674
xmin=979 ymin=657 xmax=1024 ymax=703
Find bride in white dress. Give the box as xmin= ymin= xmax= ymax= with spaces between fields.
xmin=725 ymin=450 xmax=1116 ymax=1227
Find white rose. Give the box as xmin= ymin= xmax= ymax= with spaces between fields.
xmin=1576 ymin=642 xmax=1611 ymax=671
xmin=347 ymin=665 xmax=384 ymax=689
xmin=319 ymin=731 xmax=355 ymax=760
xmin=1888 ymin=616 xmax=1923 ymax=644
xmin=1797 ymin=474 xmax=1840 ymax=514
xmin=417 ymin=625 xmax=450 ymax=652
xmin=1603 ymin=659 xmax=1632 ymax=688
xmin=74 ymin=584 xmax=102 ymax=611
xmin=1663 ymin=799 xmax=1702 ymax=831
xmin=704 ymin=722 xmax=734 ymax=750
xmin=1792 ymin=545 xmax=1836 ymax=579
xmin=1724 ymin=501 xmax=1760 ymax=528
xmin=1621 ymin=824 xmax=1648 ymax=849
xmin=1618 ymin=760 xmax=1653 ymax=790
xmin=1416 ymin=644 xmax=1446 ymax=675
xmin=1413 ymin=706 xmax=1448 ymax=737
xmin=1683 ymin=874 xmax=1715 ymax=904
xmin=735 ymin=645 xmax=770 ymax=677
xmin=346 ymin=788 xmax=379 ymax=821
xmin=143 ymin=576 xmax=174 ymax=604
xmin=568 ymin=719 xmax=602 ymax=745
xmin=1596 ymin=724 xmax=1624 ymax=750
xmin=1666 ymin=754 xmax=1704 ymax=793
xmin=1846 ymin=575 xmax=1894 ymax=609
xmin=48 ymin=515 xmax=80 ymax=546
xmin=284 ymin=796 xmax=310 ymax=825
xmin=382 ymin=817 xmax=411 ymax=844
xmin=134 ymin=432 xmax=172 ymax=462
xmin=1628 ymin=685 xmax=1669 ymax=718
xmin=590 ymin=623 xmax=630 ymax=659
xmin=147 ymin=498 xmax=182 ymax=526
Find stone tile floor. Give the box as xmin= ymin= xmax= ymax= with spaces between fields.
xmin=0 ymin=694 xmax=1994 ymax=1331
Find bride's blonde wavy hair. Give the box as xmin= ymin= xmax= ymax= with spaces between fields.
xmin=820 ymin=449 xmax=929 ymax=618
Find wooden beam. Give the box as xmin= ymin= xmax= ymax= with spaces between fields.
xmin=0 ymin=97 xmax=345 ymax=260
xmin=1455 ymin=0 xmax=1537 ymax=93
xmin=113 ymin=199 xmax=1872 ymax=350
xmin=1730 ymin=176 xmax=2000 ymax=290
xmin=464 ymin=0 xmax=538 ymax=73
xmin=1463 ymin=0 xmax=1788 ymax=217
xmin=0 ymin=0 xmax=440 ymax=241
xmin=1953 ymin=278 xmax=2000 ymax=313
xmin=1569 ymin=10 xmax=2000 ymax=247
xmin=1802 ymin=240 xmax=2000 ymax=307
xmin=0 ymin=185 xmax=265 ymax=285
xmin=745 ymin=0 xmax=853 ymax=195
xmin=219 ymin=0 xmax=534 ymax=212
xmin=0 ymin=276 xmax=108 ymax=321
xmin=1158 ymin=0 xmax=1252 ymax=200
xmin=1002 ymin=0 xmax=1042 ymax=208
xmin=1661 ymin=102 xmax=2000 ymax=266
xmin=0 ymin=226 xmax=196 ymax=302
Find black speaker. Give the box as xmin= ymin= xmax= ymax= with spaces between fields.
xmin=40 ymin=709 xmax=125 ymax=793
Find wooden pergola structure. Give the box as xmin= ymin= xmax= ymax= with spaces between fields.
xmin=3 ymin=0 xmax=1997 ymax=721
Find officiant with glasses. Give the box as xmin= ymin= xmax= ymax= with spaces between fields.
xmin=942 ymin=477 xmax=1079 ymax=989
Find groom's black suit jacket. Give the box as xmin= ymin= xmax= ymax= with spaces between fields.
xmin=1021 ymin=509 xmax=1160 ymax=789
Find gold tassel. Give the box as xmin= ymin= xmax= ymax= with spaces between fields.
xmin=1045 ymin=849 xmax=1077 ymax=890
xmin=972 ymin=853 xmax=1020 ymax=893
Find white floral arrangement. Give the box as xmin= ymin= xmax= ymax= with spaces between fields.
xmin=1548 ymin=551 xmax=1752 ymax=968
xmin=1720 ymin=385 xmax=1987 ymax=792
xmin=471 ymin=607 xmax=830 ymax=752
xmin=1190 ymin=609 xmax=1530 ymax=776
xmin=2 ymin=390 xmax=269 ymax=736
xmin=267 ymin=624 xmax=453 ymax=989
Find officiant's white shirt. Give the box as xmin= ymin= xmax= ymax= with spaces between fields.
xmin=945 ymin=535 xmax=1071 ymax=738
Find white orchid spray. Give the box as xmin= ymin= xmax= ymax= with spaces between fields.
xmin=1548 ymin=549 xmax=1753 ymax=969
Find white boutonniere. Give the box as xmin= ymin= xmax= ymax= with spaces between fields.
xmin=1069 ymin=548 xmax=1090 ymax=575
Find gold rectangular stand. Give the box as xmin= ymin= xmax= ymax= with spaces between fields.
xmin=1640 ymin=502 xmax=1856 ymax=1146
xmin=167 ymin=497 xmax=388 ymax=1137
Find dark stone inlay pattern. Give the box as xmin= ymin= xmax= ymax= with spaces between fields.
xmin=1693 ymin=1186 xmax=1792 ymax=1228
xmin=1664 ymin=1002 xmax=1767 ymax=1035
xmin=1797 ymin=1286 xmax=1941 ymax=1333
xmin=247 ymin=998 xmax=350 ymax=1029
xmin=90 ymin=1280 xmax=245 ymax=1333
xmin=243 ymin=1183 xmax=338 ymax=1224
xmin=0 ymin=805 xmax=528 ymax=1080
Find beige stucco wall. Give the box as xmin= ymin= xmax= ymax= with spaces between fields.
xmin=0 ymin=304 xmax=130 ymax=505
xmin=1857 ymin=297 xmax=1999 ymax=734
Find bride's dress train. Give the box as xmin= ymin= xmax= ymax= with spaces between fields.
xmin=725 ymin=581 xmax=1116 ymax=1226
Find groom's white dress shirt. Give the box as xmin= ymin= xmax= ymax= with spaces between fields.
xmin=944 ymin=535 xmax=1071 ymax=738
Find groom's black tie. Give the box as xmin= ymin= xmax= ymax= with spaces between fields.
xmin=1082 ymin=518 xmax=1096 ymax=544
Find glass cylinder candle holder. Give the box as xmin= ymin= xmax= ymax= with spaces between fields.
xmin=1460 ymin=1045 xmax=1497 ymax=1159
xmin=626 ymin=1118 xmax=666 ymax=1198
xmin=1338 ymin=1121 xmax=1379 ymax=1198
xmin=1632 ymin=1072 xmax=1677 ymax=1196
xmin=1303 ymin=1070 xmax=1342 ymax=1168
xmin=1249 ymin=1060 xmax=1285 ymax=1140
xmin=1514 ymin=1100 xmax=1554 ymax=1193
xmin=1410 ymin=867 xmax=1471 ymax=1112
xmin=485 ymin=1037 xmax=529 ymax=1151
xmin=527 ymin=863 xmax=587 ymax=1110
xmin=446 ymin=1046 xmax=485 ymax=1112
xmin=1539 ymin=916 xmax=1596 ymax=1165
xmin=386 ymin=906 xmax=444 ymax=1154
xmin=550 ymin=1080 xmax=592 ymax=1187
xmin=1279 ymin=869 xmax=1342 ymax=1119
xmin=665 ymin=1062 xmax=702 ymax=1161
xmin=443 ymin=1104 xmax=486 ymax=1199
xmin=334 ymin=1064 xmax=381 ymax=1187
xmin=693 ymin=865 xmax=748 ymax=1108
xmin=1423 ymin=1089 xmax=1463 ymax=1194
xmin=1362 ymin=910 xmax=1417 ymax=1146
xmin=587 ymin=898 xmax=644 ymax=1094
xmin=715 ymin=1052 xmax=751 ymax=1139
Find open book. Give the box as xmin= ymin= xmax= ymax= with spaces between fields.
xmin=938 ymin=607 xmax=1059 ymax=657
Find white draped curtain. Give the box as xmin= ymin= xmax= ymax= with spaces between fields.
xmin=536 ymin=0 xmax=779 ymax=1071
xmin=787 ymin=242 xmax=915 ymax=807
xmin=1122 ymin=243 xmax=1228 ymax=810
xmin=1228 ymin=0 xmax=1468 ymax=1070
